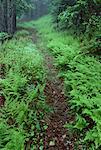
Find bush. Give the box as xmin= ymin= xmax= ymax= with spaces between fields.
xmin=51 ymin=0 xmax=101 ymax=56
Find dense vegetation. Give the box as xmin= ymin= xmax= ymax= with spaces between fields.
xmin=0 ymin=0 xmax=101 ymax=149
xmin=0 ymin=31 xmax=50 ymax=149
xmin=33 ymin=15 xmax=101 ymax=149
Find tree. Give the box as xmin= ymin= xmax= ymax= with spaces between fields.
xmin=0 ymin=0 xmax=31 ymax=34
xmin=0 ymin=0 xmax=49 ymax=34
xmin=0 ymin=0 xmax=16 ymax=34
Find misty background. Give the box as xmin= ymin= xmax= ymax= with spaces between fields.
xmin=22 ymin=0 xmax=50 ymax=20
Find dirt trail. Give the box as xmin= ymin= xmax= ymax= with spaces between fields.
xmin=30 ymin=29 xmax=74 ymax=150
xmin=40 ymin=50 xmax=68 ymax=150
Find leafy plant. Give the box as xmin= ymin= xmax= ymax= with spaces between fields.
xmin=0 ymin=30 xmax=49 ymax=149
xmin=34 ymin=15 xmax=101 ymax=149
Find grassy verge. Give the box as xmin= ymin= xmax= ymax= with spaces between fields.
xmin=33 ymin=15 xmax=101 ymax=149
xmin=0 ymin=31 xmax=50 ymax=150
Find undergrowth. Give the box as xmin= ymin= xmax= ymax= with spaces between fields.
xmin=0 ymin=32 xmax=9 ymax=40
xmin=33 ymin=15 xmax=101 ymax=149
xmin=0 ymin=31 xmax=50 ymax=150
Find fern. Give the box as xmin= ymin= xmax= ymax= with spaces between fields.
xmin=34 ymin=15 xmax=101 ymax=149
xmin=0 ymin=30 xmax=49 ymax=149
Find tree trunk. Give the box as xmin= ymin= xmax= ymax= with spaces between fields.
xmin=0 ymin=0 xmax=16 ymax=34
xmin=7 ymin=0 xmax=16 ymax=34
xmin=0 ymin=0 xmax=7 ymax=32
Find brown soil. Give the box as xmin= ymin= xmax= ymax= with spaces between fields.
xmin=0 ymin=96 xmax=5 ymax=107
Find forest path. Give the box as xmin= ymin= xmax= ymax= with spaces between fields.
xmin=28 ymin=28 xmax=74 ymax=150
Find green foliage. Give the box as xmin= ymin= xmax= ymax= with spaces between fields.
xmin=34 ymin=15 xmax=101 ymax=149
xmin=0 ymin=32 xmax=8 ymax=39
xmin=0 ymin=31 xmax=49 ymax=149
xmin=17 ymin=21 xmax=35 ymax=29
xmin=81 ymin=36 xmax=101 ymax=56
xmin=52 ymin=0 xmax=101 ymax=32
xmin=14 ymin=30 xmax=30 ymax=38
xmin=0 ymin=32 xmax=10 ymax=43
xmin=74 ymin=115 xmax=88 ymax=131
xmin=64 ymin=56 xmax=101 ymax=148
xmin=51 ymin=0 xmax=101 ymax=55
xmin=16 ymin=0 xmax=33 ymax=17
xmin=0 ymin=122 xmax=25 ymax=150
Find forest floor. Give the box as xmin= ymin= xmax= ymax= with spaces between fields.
xmin=27 ymin=28 xmax=75 ymax=149
xmin=1 ymin=15 xmax=100 ymax=150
